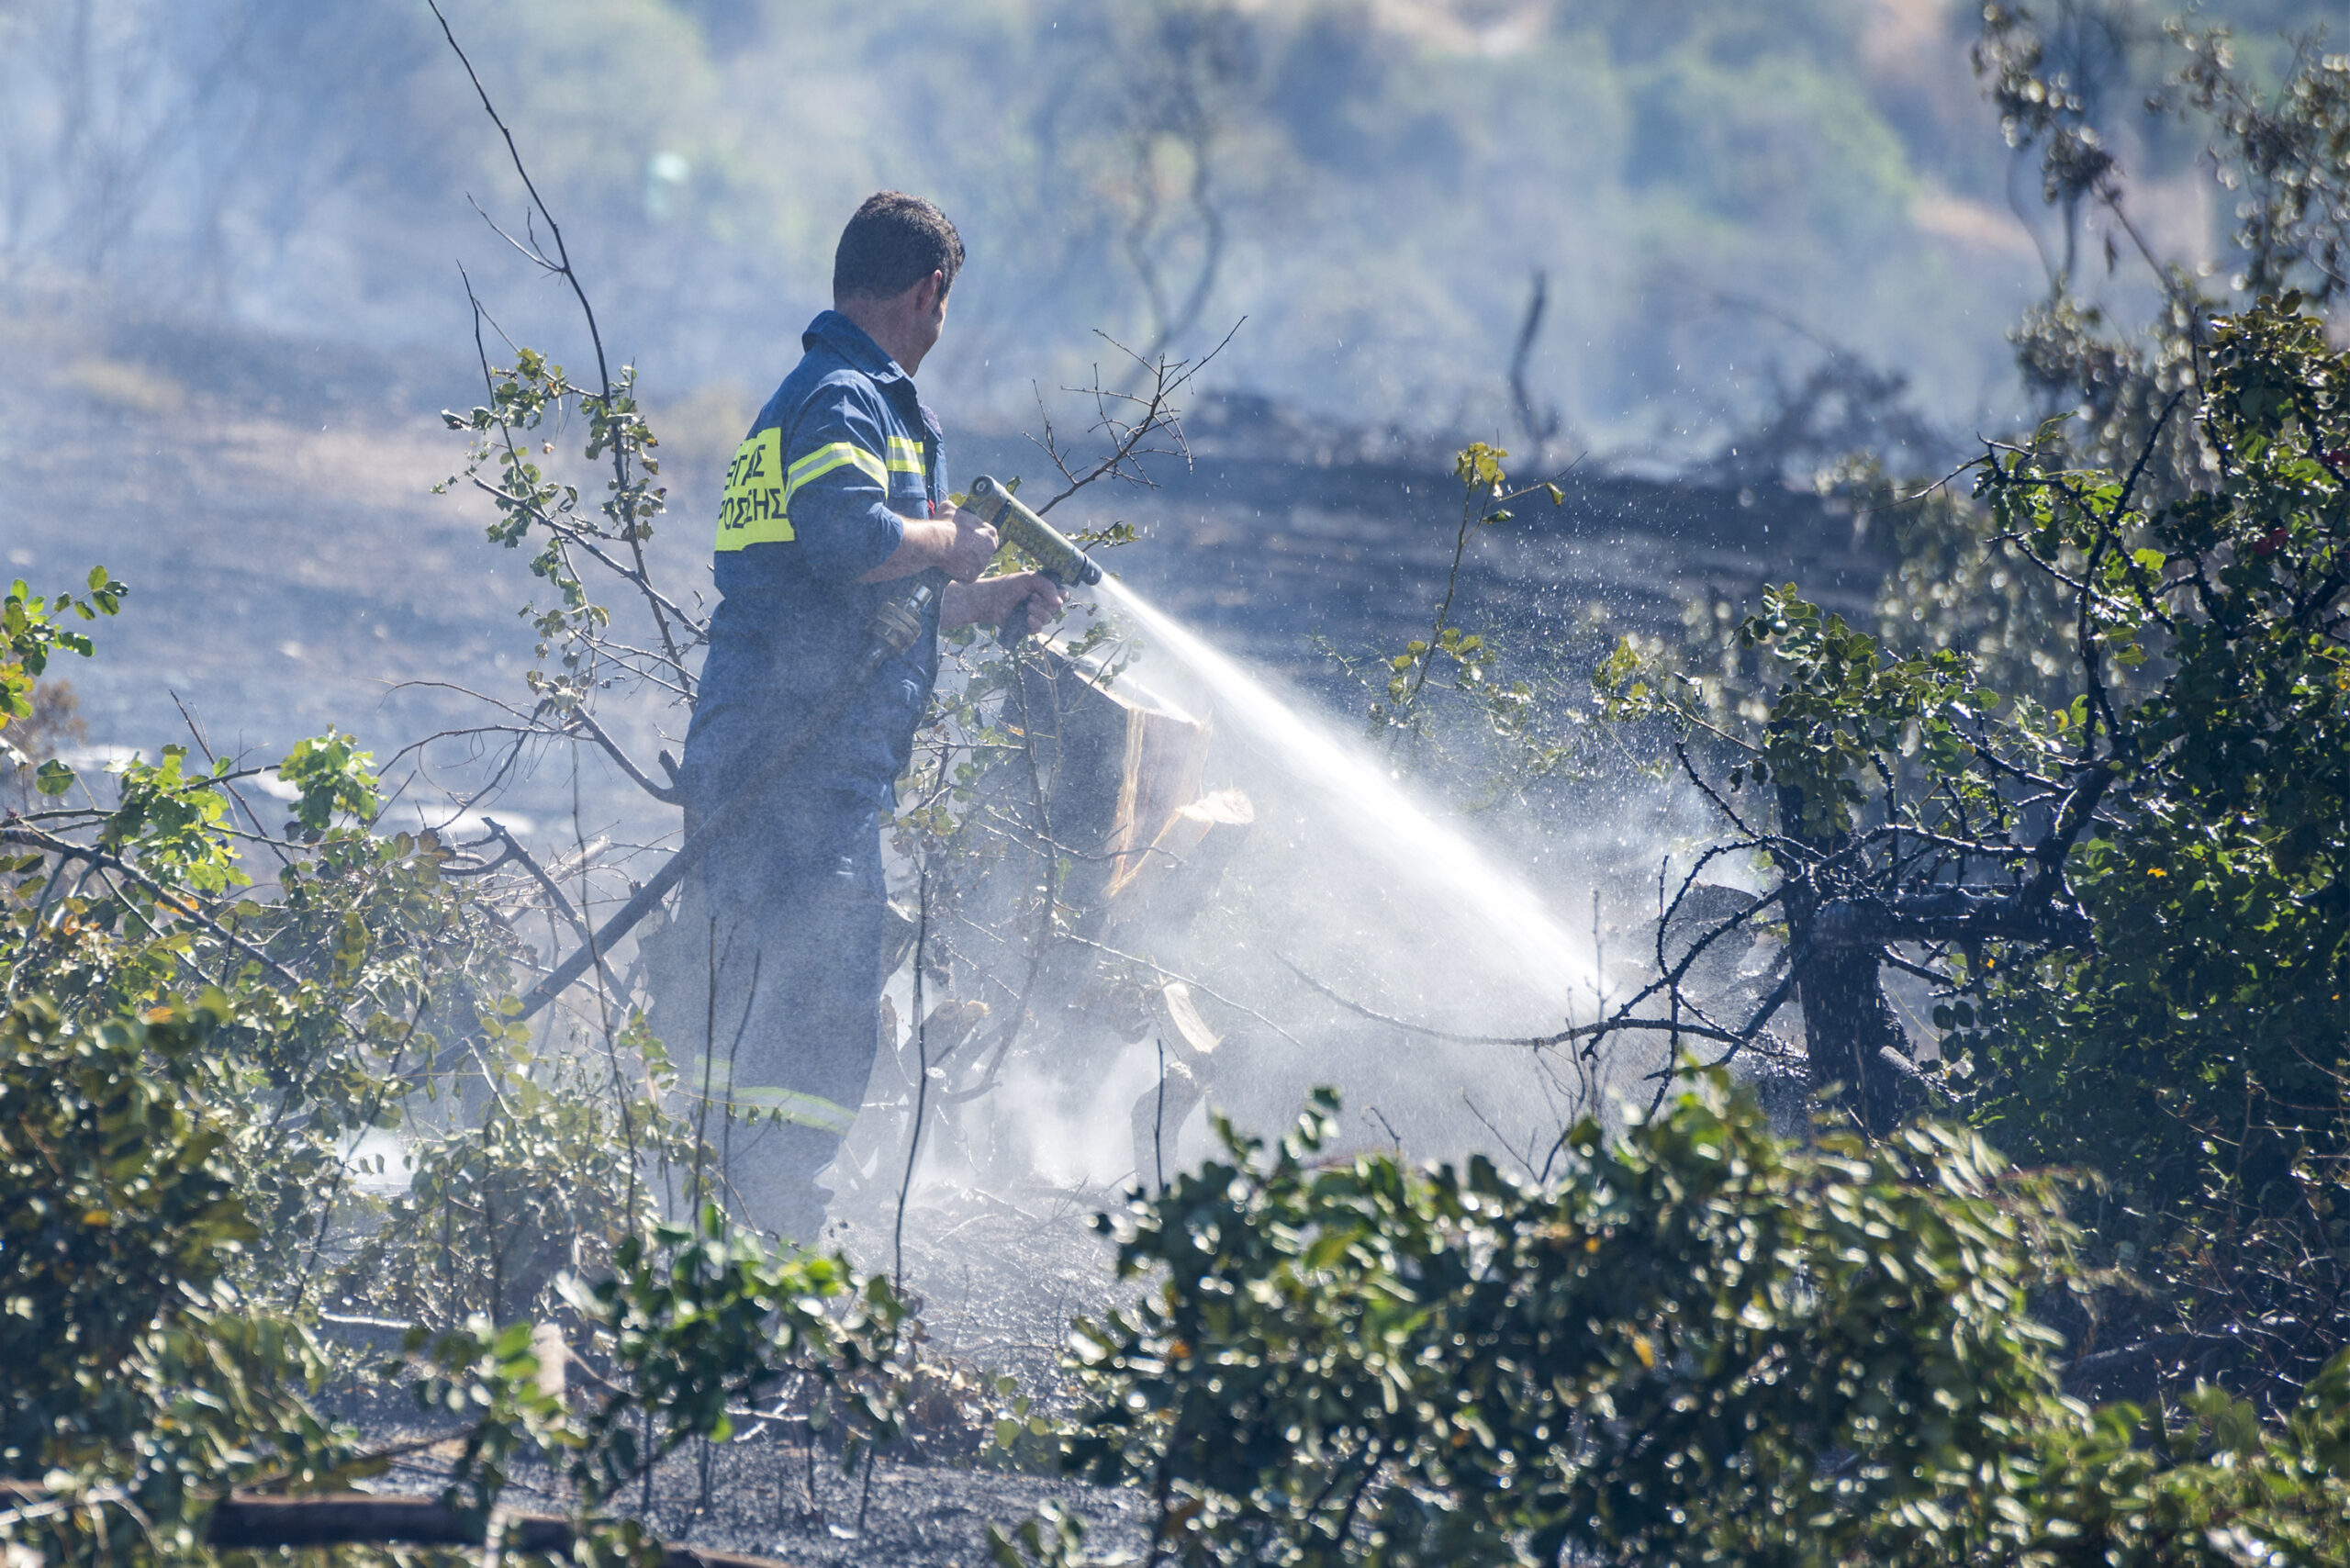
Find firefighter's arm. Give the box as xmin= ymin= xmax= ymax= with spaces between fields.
xmin=941 ymin=573 xmax=1067 ymax=633
xmin=858 ymin=504 xmax=995 ymax=584
xmin=781 ymin=381 xmax=991 ymax=580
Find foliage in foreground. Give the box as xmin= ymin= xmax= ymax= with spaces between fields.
xmin=0 ymin=992 xmax=367 ymax=1562
xmin=994 ymin=1080 xmax=2350 ymax=1568
xmin=0 ymin=984 xmax=906 ymax=1567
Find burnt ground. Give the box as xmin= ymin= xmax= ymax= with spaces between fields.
xmin=955 ymin=417 xmax=1887 ymax=715
xmin=322 ymin=1187 xmax=1153 ymax=1568
xmin=10 ymin=295 xmax=1897 ymax=1564
xmin=352 ymin=1431 xmax=1144 ymax=1568
xmin=2 ymin=292 xmax=1888 ymax=846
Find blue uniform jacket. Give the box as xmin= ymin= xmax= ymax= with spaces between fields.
xmin=684 ymin=311 xmax=947 ymax=814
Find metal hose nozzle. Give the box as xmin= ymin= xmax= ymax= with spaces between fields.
xmin=963 ymin=475 xmax=1104 ymax=587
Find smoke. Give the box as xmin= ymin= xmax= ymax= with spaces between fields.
xmin=858 ymin=582 xmax=1707 ymax=1197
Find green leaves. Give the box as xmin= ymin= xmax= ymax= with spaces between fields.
xmin=1043 ymin=1076 xmax=2101 ymax=1565
xmin=103 ymin=745 xmax=248 ymax=893
xmin=275 ymin=727 xmax=381 ymax=838
xmin=575 ymin=1204 xmax=901 ymax=1469
xmin=1603 ymin=578 xmax=2000 ymax=839
xmin=1602 ymin=297 xmax=2350 ymax=1396
xmin=442 ymin=348 xmax=673 ymax=694
xmin=1030 ymin=1075 xmax=2350 ymax=1565
xmin=0 ymin=992 xmax=364 ymax=1553
xmin=988 ymin=1503 xmax=1091 ymax=1568
xmin=1449 ymin=440 xmax=1507 ymax=495
xmin=2 ymin=568 xmax=125 ymax=736
xmin=408 ymin=1314 xmax=581 ymax=1522
xmin=402 ymin=1203 xmax=907 ymax=1515
xmin=348 ymin=1028 xmax=682 ymax=1328
xmin=1357 ymin=445 xmax=1586 ymax=799
xmin=2 ymin=571 xmax=125 ymax=681
xmin=1934 ymin=299 xmax=2350 ymax=1386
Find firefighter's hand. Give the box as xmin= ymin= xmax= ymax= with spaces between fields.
xmin=942 ymin=572 xmax=1068 ymax=635
xmin=860 ymin=503 xmax=999 ymax=584
xmin=937 ymin=502 xmax=998 ymax=583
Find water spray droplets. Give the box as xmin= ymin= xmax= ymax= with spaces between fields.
xmin=1094 ymin=577 xmax=1590 ymax=1002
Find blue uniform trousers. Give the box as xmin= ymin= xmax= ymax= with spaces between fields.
xmin=685 ymin=770 xmax=887 ymax=1244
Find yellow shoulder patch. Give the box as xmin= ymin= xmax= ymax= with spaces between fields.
xmin=715 ymin=427 xmax=793 ymax=551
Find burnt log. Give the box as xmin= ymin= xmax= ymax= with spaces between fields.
xmin=0 ymin=1484 xmax=798 ymax=1568
xmin=984 ymin=653 xmax=1235 ymax=1042
xmin=1010 ymin=650 xmax=1214 ymax=924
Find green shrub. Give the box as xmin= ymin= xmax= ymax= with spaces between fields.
xmin=0 ymin=986 xmax=909 ymax=1567
xmin=0 ymin=992 xmax=368 ymax=1562
xmin=998 ymin=1077 xmax=2350 ymax=1568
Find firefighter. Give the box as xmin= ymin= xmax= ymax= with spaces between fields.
xmin=679 ymin=192 xmax=1063 ymax=1243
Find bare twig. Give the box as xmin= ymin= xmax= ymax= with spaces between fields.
xmin=1046 ymin=934 xmax=1307 ymax=1054
xmin=0 ymin=823 xmax=303 ymax=990
xmin=428 ymin=0 xmax=682 ymax=676
xmin=564 ymin=706 xmax=684 ymax=806
xmin=1031 ymin=321 xmax=1241 ymax=517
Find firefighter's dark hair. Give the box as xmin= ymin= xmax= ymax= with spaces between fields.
xmin=833 ymin=192 xmax=964 ymax=302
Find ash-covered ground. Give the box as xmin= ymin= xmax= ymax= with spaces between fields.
xmin=327 ymin=1186 xmax=1149 ymax=1568
xmin=370 ymin=1428 xmax=1146 ymax=1568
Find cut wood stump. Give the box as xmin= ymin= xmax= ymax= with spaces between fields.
xmin=1013 ymin=650 xmax=1214 ymax=921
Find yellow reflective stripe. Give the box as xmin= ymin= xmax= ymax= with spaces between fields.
xmin=883 ymin=434 xmax=924 ymax=475
xmin=782 ymin=440 xmax=846 ymax=484
xmin=677 ymin=1057 xmax=858 ymax=1135
xmin=784 ymin=440 xmax=887 ymax=498
xmin=714 ymin=428 xmax=792 ymax=551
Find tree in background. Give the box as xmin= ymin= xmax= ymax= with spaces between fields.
xmin=0 ymin=0 xmax=2149 ymax=448
xmin=1563 ymin=0 xmax=2350 ymax=1401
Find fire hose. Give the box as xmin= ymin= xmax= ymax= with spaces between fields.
xmin=513 ymin=478 xmax=1102 ymax=1020
xmin=513 ymin=584 xmax=935 ymax=1019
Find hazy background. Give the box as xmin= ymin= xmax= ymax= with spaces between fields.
xmin=6 ymin=0 xmax=2333 ymax=467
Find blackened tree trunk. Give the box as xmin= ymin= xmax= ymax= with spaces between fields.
xmin=1777 ymin=786 xmax=1915 ymax=1137
xmin=1790 ymin=939 xmax=1913 ymax=1137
